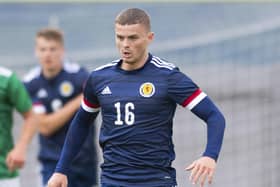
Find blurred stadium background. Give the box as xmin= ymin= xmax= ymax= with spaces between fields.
xmin=1 ymin=2 xmax=279 ymax=187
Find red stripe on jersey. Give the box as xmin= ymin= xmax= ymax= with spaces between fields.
xmin=32 ymin=102 xmax=46 ymax=114
xmin=33 ymin=102 xmax=42 ymax=106
xmin=182 ymin=88 xmax=202 ymax=107
xmin=83 ymin=98 xmax=100 ymax=108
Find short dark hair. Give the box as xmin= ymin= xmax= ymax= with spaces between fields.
xmin=115 ymin=8 xmax=151 ymax=31
xmin=36 ymin=28 xmax=64 ymax=45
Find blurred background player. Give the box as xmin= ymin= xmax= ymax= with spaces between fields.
xmin=0 ymin=66 xmax=36 ymax=187
xmin=23 ymin=28 xmax=98 ymax=187
xmin=47 ymin=8 xmax=225 ymax=187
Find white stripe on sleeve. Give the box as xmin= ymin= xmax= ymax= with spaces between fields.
xmin=186 ymin=92 xmax=207 ymax=110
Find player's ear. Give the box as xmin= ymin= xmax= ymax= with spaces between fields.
xmin=61 ymin=48 xmax=65 ymax=61
xmin=60 ymin=43 xmax=65 ymax=53
xmin=148 ymin=32 xmax=154 ymax=42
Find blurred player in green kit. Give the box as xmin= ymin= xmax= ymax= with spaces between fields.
xmin=0 ymin=66 xmax=36 ymax=187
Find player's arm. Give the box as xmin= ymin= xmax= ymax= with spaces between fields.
xmin=5 ymin=73 xmax=37 ymax=171
xmin=185 ymin=94 xmax=225 ymax=187
xmin=168 ymin=69 xmax=225 ymax=187
xmin=35 ymin=94 xmax=82 ymax=136
xmin=6 ymin=109 xmax=37 ymax=171
xmin=47 ymin=99 xmax=99 ymax=187
xmin=47 ymin=75 xmax=99 ymax=187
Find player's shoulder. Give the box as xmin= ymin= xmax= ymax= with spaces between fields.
xmin=23 ymin=66 xmax=41 ymax=83
xmin=149 ymin=55 xmax=177 ymax=72
xmin=63 ymin=61 xmax=82 ymax=73
xmin=94 ymin=59 xmax=119 ymax=72
xmin=92 ymin=60 xmax=119 ymax=74
xmin=0 ymin=66 xmax=13 ymax=78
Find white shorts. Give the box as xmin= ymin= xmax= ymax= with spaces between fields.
xmin=0 ymin=177 xmax=20 ymax=187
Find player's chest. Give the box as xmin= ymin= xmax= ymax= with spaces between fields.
xmin=95 ymin=78 xmax=172 ymax=126
xmin=33 ymin=79 xmax=78 ymax=111
xmin=96 ymin=79 xmax=169 ymax=108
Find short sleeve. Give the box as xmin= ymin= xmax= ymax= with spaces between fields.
xmin=75 ymin=67 xmax=90 ymax=91
xmin=7 ymin=73 xmax=32 ymax=113
xmin=81 ymin=74 xmax=100 ymax=113
xmin=168 ymin=69 xmax=207 ymax=110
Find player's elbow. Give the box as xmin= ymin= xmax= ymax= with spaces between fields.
xmin=216 ymin=111 xmax=226 ymax=132
xmin=39 ymin=126 xmax=55 ymax=137
xmin=208 ymin=109 xmax=226 ymax=131
xmin=35 ymin=115 xmax=56 ymax=136
xmin=221 ymin=114 xmax=226 ymax=128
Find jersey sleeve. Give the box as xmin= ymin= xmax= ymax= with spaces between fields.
xmin=191 ymin=97 xmax=226 ymax=161
xmin=23 ymin=76 xmax=47 ymax=114
xmin=168 ymin=69 xmax=207 ymax=110
xmin=75 ymin=67 xmax=90 ymax=91
xmin=81 ymin=74 xmax=100 ymax=113
xmin=7 ymin=73 xmax=32 ymax=113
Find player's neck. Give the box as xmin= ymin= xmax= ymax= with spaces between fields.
xmin=42 ymin=65 xmax=63 ymax=79
xmin=121 ymin=53 xmax=149 ymax=71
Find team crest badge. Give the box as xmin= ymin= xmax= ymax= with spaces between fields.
xmin=139 ymin=82 xmax=155 ymax=98
xmin=59 ymin=81 xmax=74 ymax=97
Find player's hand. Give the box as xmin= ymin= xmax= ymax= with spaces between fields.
xmin=185 ymin=156 xmax=216 ymax=187
xmin=5 ymin=146 xmax=26 ymax=172
xmin=47 ymin=173 xmax=68 ymax=187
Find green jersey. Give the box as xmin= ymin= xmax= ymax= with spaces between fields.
xmin=0 ymin=66 xmax=32 ymax=179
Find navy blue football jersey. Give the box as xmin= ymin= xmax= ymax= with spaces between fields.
xmin=82 ymin=54 xmax=207 ymax=186
xmin=24 ymin=62 xmax=97 ymax=173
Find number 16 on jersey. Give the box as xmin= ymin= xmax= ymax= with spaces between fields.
xmin=114 ymin=102 xmax=135 ymax=126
